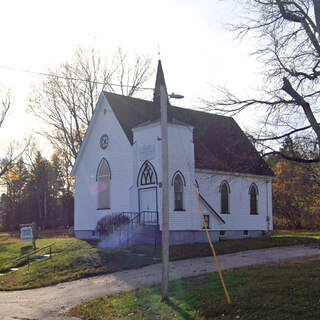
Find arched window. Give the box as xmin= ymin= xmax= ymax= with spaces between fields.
xmin=174 ymin=174 xmax=184 ymax=211
xmin=140 ymin=162 xmax=156 ymax=185
xmin=97 ymin=159 xmax=111 ymax=209
xmin=249 ymin=183 xmax=259 ymax=215
xmin=220 ymin=181 xmax=230 ymax=214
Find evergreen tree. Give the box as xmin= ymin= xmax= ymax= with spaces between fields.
xmin=1 ymin=150 xmax=74 ymax=231
xmin=3 ymin=158 xmax=30 ymax=230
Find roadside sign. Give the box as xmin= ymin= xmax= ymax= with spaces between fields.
xmin=20 ymin=226 xmax=33 ymax=242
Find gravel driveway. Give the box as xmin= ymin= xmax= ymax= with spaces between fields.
xmin=1 ymin=245 xmax=320 ymax=320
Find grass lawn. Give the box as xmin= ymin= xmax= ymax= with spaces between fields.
xmin=0 ymin=231 xmax=320 ymax=291
xmin=69 ymin=259 xmax=320 ymax=320
xmin=133 ymin=231 xmax=320 ymax=262
xmin=0 ymin=238 xmax=156 ymax=291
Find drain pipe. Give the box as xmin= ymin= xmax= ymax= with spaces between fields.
xmin=266 ymin=179 xmax=270 ymax=233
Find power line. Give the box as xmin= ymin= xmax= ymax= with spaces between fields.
xmin=0 ymin=64 xmax=155 ymax=91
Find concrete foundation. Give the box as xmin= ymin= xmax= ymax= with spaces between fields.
xmin=218 ymin=230 xmax=265 ymax=240
xmin=98 ymin=224 xmax=160 ymax=249
xmin=168 ymin=230 xmax=220 ymax=245
xmin=75 ymin=230 xmax=100 ymax=240
xmin=76 ymin=228 xmax=268 ymax=248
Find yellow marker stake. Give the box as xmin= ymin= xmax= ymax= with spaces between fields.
xmin=194 ymin=186 xmax=231 ymax=305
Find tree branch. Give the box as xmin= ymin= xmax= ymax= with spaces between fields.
xmin=282 ymin=76 xmax=320 ymax=155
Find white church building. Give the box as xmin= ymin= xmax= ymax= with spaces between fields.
xmin=71 ymin=61 xmax=274 ymax=248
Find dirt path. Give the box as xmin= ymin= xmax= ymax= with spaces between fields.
xmin=1 ymin=245 xmax=320 ymax=320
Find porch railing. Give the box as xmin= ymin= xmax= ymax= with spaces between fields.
xmin=139 ymin=211 xmax=159 ymax=225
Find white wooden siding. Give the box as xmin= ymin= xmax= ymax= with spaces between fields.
xmin=74 ymin=94 xmax=133 ymax=231
xmin=195 ymin=171 xmax=273 ymax=231
xmin=74 ymin=93 xmax=273 ymax=234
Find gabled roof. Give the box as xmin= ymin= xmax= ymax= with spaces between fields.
xmin=71 ymin=93 xmax=107 ymax=176
xmin=104 ymin=91 xmax=274 ymax=177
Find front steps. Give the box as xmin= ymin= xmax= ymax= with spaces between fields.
xmin=98 ymin=223 xmax=160 ymax=249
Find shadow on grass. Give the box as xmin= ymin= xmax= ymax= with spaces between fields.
xmin=166 ymin=298 xmax=194 ymax=319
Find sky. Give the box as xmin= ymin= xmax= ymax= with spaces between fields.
xmin=0 ymin=0 xmax=262 ymax=157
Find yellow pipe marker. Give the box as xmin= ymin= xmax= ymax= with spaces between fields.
xmin=193 ymin=186 xmax=231 ymax=305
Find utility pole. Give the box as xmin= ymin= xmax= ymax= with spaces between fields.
xmin=160 ymin=84 xmax=169 ymax=301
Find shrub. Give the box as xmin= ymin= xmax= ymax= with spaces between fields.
xmin=96 ymin=214 xmax=130 ymax=236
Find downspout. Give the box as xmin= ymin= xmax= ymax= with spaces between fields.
xmin=266 ymin=180 xmax=270 ymax=233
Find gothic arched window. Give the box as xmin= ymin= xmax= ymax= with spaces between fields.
xmin=140 ymin=162 xmax=156 ymax=185
xmin=174 ymin=174 xmax=184 ymax=211
xmin=249 ymin=183 xmax=259 ymax=215
xmin=220 ymin=181 xmax=230 ymax=214
xmin=97 ymin=159 xmax=111 ymax=209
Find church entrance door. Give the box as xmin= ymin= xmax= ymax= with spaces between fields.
xmin=139 ymin=187 xmax=157 ymax=224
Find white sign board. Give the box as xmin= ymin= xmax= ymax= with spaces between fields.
xmin=20 ymin=227 xmax=33 ymax=242
xmin=139 ymin=144 xmax=156 ymax=161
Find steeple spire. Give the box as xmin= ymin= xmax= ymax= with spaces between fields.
xmin=153 ymin=60 xmax=168 ymax=104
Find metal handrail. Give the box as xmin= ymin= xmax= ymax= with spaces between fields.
xmin=128 ymin=212 xmax=140 ymax=224
xmin=98 ymin=212 xmax=140 ymax=238
xmin=140 ymin=211 xmax=159 ymax=225
xmin=0 ymin=242 xmax=56 ymax=273
xmin=15 ymin=242 xmax=56 ymax=262
xmin=97 ymin=211 xmax=159 ymax=240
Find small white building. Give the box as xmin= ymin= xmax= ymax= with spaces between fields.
xmin=71 ymin=61 xmax=274 ymax=248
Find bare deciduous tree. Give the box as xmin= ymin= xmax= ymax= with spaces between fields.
xmin=0 ymin=86 xmax=28 ymax=179
xmin=29 ymin=47 xmax=153 ymax=185
xmin=0 ymin=85 xmax=11 ymax=130
xmin=205 ymin=0 xmax=320 ymax=163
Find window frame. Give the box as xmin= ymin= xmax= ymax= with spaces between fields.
xmin=140 ymin=163 xmax=156 ymax=185
xmin=219 ymin=180 xmax=230 ymax=214
xmin=96 ymin=158 xmax=111 ymax=210
xmin=203 ymin=215 xmax=210 ymax=229
xmin=137 ymin=161 xmax=158 ymax=187
xmin=173 ymin=173 xmax=184 ymax=211
xmin=249 ymin=183 xmax=259 ymax=215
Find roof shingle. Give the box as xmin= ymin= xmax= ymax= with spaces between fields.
xmin=104 ymin=91 xmax=274 ymax=177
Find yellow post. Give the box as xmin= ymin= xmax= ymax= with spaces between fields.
xmin=194 ymin=186 xmax=231 ymax=305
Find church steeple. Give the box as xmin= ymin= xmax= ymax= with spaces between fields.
xmin=153 ymin=60 xmax=168 ymax=104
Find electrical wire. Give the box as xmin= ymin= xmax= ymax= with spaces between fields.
xmin=0 ymin=64 xmax=155 ymax=91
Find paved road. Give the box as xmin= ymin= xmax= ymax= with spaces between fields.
xmin=1 ymin=245 xmax=320 ymax=320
